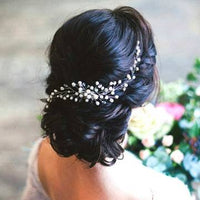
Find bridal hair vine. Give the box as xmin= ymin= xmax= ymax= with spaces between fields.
xmin=44 ymin=40 xmax=141 ymax=108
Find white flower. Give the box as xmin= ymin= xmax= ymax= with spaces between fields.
xmin=165 ymin=148 xmax=172 ymax=154
xmin=195 ymin=86 xmax=200 ymax=96
xmin=139 ymin=149 xmax=151 ymax=160
xmin=142 ymin=136 xmax=155 ymax=148
xmin=162 ymin=135 xmax=173 ymax=147
xmin=170 ymin=150 xmax=184 ymax=164
xmin=194 ymin=108 xmax=200 ymax=118
xmin=128 ymin=103 xmax=174 ymax=140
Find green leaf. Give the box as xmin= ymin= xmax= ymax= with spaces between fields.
xmin=128 ymin=135 xmax=137 ymax=146
xmin=179 ymin=142 xmax=190 ymax=154
xmin=187 ymin=73 xmax=197 ymax=82
xmin=188 ymin=121 xmax=199 ymax=137
xmin=175 ymin=173 xmax=188 ymax=183
xmin=194 ymin=58 xmax=200 ymax=74
xmin=37 ymin=115 xmax=42 ymax=121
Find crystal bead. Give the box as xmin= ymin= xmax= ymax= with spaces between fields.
xmin=72 ymin=82 xmax=76 ymax=87
xmin=93 ymin=94 xmax=99 ymax=100
xmin=109 ymin=98 xmax=114 ymax=103
xmin=87 ymin=94 xmax=91 ymax=99
xmin=96 ymin=101 xmax=100 ymax=106
xmin=86 ymin=89 xmax=91 ymax=93
xmin=60 ymin=86 xmax=64 ymax=90
xmin=95 ymin=81 xmax=99 ymax=85
xmin=127 ymin=74 xmax=131 ymax=80
xmin=78 ymin=88 xmax=83 ymax=92
xmin=115 ymin=95 xmax=119 ymax=99
xmin=124 ymin=83 xmax=128 ymax=87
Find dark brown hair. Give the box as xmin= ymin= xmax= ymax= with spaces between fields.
xmin=41 ymin=6 xmax=160 ymax=167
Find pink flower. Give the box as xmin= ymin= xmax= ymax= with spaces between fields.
xmin=162 ymin=135 xmax=173 ymax=147
xmin=170 ymin=150 xmax=184 ymax=164
xmin=142 ymin=136 xmax=155 ymax=148
xmin=156 ymin=102 xmax=185 ymax=120
xmin=139 ymin=149 xmax=151 ymax=160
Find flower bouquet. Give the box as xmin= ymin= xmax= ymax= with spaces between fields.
xmin=127 ymin=58 xmax=200 ymax=199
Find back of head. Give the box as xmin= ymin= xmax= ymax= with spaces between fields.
xmin=41 ymin=6 xmax=159 ymax=168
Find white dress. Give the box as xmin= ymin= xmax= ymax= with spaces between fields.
xmin=21 ymin=137 xmax=193 ymax=200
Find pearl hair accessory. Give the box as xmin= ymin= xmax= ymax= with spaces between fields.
xmin=44 ymin=40 xmax=141 ymax=107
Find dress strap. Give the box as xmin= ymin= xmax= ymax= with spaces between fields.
xmin=27 ymin=136 xmax=50 ymax=198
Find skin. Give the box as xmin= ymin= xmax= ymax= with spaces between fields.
xmin=38 ymin=133 xmax=153 ymax=200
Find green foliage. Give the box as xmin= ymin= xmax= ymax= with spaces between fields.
xmin=187 ymin=73 xmax=198 ymax=82
xmin=37 ymin=114 xmax=42 ymax=121
xmin=159 ymin=79 xmax=184 ymax=102
xmin=127 ymin=57 xmax=200 ymax=192
xmin=194 ymin=58 xmax=200 ymax=74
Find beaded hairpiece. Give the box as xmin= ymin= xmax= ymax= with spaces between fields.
xmin=44 ymin=40 xmax=141 ymax=107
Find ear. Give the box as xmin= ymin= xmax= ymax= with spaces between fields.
xmin=120 ymin=132 xmax=128 ymax=149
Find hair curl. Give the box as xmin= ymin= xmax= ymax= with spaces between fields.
xmin=41 ymin=6 xmax=160 ymax=168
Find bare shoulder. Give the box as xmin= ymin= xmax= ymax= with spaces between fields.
xmin=136 ymin=161 xmax=192 ymax=200
xmin=105 ymin=150 xmax=154 ymax=199
xmin=112 ymin=150 xmax=192 ymax=200
xmin=37 ymin=137 xmax=55 ymax=197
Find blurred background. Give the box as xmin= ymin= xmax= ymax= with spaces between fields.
xmin=0 ymin=0 xmax=199 ymax=199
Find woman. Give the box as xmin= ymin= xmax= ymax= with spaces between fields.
xmin=22 ymin=6 xmax=192 ymax=200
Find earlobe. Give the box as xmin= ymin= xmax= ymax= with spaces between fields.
xmin=120 ymin=132 xmax=128 ymax=148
